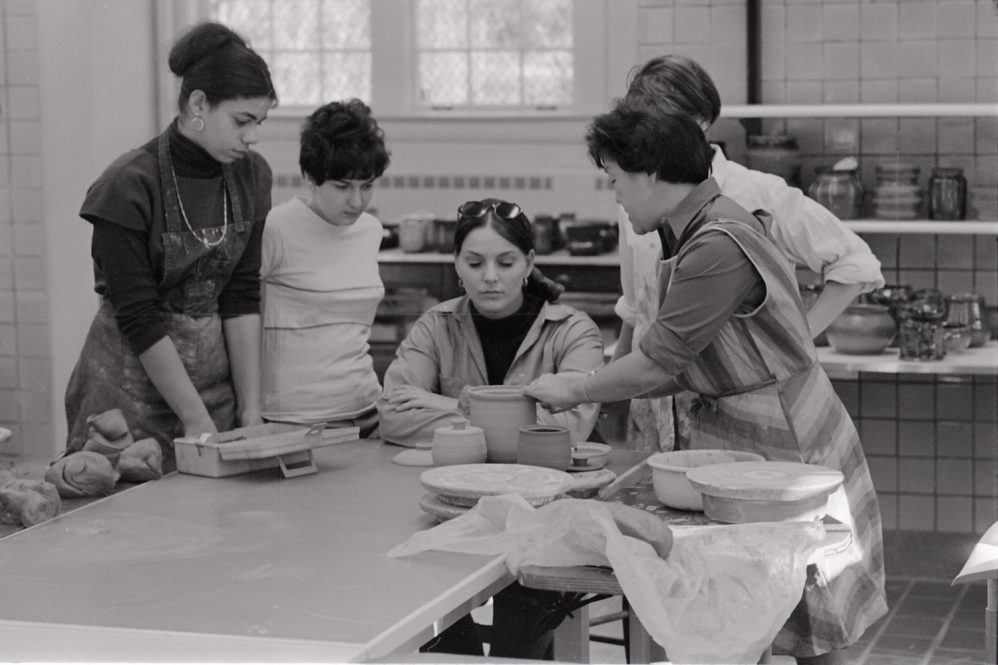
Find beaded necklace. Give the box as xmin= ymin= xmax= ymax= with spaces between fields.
xmin=171 ymin=165 xmax=228 ymax=249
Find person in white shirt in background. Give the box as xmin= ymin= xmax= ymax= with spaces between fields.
xmin=260 ymin=99 xmax=390 ymax=437
xmin=614 ymin=55 xmax=885 ymax=452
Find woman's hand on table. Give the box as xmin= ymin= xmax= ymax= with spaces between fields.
xmin=523 ymin=372 xmax=586 ymax=413
xmin=382 ymin=385 xmax=459 ymax=413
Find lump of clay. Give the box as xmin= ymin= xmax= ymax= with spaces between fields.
xmin=116 ymin=438 xmax=164 ymax=482
xmin=604 ymin=501 xmax=674 ymax=559
xmin=45 ymin=451 xmax=119 ymax=498
xmin=86 ymin=408 xmax=131 ymax=440
xmin=82 ymin=409 xmax=134 ymax=465
xmin=0 ymin=477 xmax=61 ymax=527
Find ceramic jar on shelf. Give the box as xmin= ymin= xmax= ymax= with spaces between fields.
xmin=808 ymin=167 xmax=863 ymax=220
xmin=873 ymin=162 xmax=921 ymax=220
xmin=945 ymin=293 xmax=990 ymax=347
xmin=825 ymin=304 xmax=896 ymax=355
xmin=865 ymin=284 xmax=915 ymax=347
xmin=928 ymin=167 xmax=967 ymax=220
xmin=898 ymin=300 xmax=947 ymax=361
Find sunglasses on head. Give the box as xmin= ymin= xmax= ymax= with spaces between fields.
xmin=457 ymin=199 xmax=523 ymax=221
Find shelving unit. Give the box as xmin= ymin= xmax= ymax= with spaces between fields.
xmin=721 ymin=103 xmax=998 ymax=119
xmin=818 ymin=342 xmax=998 ymax=378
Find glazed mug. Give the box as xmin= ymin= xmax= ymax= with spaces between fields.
xmin=517 ymin=425 xmax=572 ymax=471
xmin=468 ymin=386 xmax=537 ymax=463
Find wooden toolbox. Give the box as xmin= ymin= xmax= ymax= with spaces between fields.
xmin=175 ymin=422 xmax=359 ymax=479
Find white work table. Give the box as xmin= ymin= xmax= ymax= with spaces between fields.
xmin=817 ymin=341 xmax=998 ymax=377
xmin=0 ymin=441 xmax=511 ymax=662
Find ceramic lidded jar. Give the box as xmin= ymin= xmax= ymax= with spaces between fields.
xmin=518 ymin=425 xmax=572 ymax=471
xmin=431 ymin=418 xmax=487 ymax=466
xmin=825 ymin=304 xmax=896 ymax=355
xmin=467 ymin=386 xmax=537 ymax=463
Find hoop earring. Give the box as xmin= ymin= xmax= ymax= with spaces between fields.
xmin=457 ymin=278 xmax=464 ymax=288
xmin=191 ymin=116 xmax=205 ymax=132
xmin=523 ymin=276 xmax=529 ymax=286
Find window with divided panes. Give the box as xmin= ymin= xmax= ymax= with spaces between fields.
xmin=209 ymin=0 xmax=576 ymax=111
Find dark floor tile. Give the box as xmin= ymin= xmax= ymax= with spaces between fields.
xmin=862 ymin=647 xmax=930 ymax=664
xmin=894 ymin=594 xmax=957 ymax=617
xmin=950 ymin=607 xmax=990 ymax=631
xmin=940 ymin=627 xmax=990 ymax=651
xmin=908 ymin=579 xmax=964 ymax=598
xmin=886 ymin=579 xmax=911 ymax=604
xmin=930 ymin=648 xmax=989 ymax=665
xmin=882 ymin=613 xmax=946 ymax=636
xmin=873 ymin=633 xmax=935 ymax=653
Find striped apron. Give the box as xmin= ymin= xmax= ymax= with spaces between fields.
xmin=659 ymin=212 xmax=888 ymax=656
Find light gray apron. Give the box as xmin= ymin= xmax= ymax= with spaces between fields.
xmin=64 ymin=131 xmax=254 ymax=471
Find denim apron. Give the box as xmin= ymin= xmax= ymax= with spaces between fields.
xmin=657 ymin=215 xmax=886 ymax=656
xmin=65 ymin=131 xmax=254 ymax=471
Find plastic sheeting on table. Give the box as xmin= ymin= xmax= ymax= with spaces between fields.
xmin=388 ymin=494 xmax=824 ymax=664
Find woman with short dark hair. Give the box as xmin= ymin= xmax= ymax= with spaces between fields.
xmin=528 ymin=102 xmax=887 ymax=665
xmin=260 ymin=99 xmax=390 ymax=437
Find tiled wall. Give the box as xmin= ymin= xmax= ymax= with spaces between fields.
xmin=0 ymin=0 xmax=48 ymax=458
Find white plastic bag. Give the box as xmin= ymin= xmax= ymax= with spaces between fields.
xmin=389 ymin=494 xmax=824 ymax=663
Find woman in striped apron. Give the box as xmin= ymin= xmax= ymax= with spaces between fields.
xmin=526 ymin=106 xmax=887 ymax=663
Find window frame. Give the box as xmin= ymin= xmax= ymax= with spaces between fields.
xmin=165 ymin=0 xmax=635 ymax=122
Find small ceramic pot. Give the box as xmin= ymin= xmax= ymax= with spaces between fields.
xmin=432 ymin=418 xmax=487 ymax=466
xmin=942 ymin=322 xmax=972 ymax=354
xmin=468 ymin=386 xmax=537 ymax=463
xmin=518 ymin=425 xmax=572 ymax=471
xmin=826 ymin=304 xmax=896 ymax=355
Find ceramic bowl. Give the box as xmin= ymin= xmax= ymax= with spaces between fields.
xmin=0 ymin=427 xmax=10 ymax=446
xmin=646 ymin=449 xmax=765 ymax=511
xmin=570 ymin=442 xmax=611 ymax=469
xmin=942 ymin=322 xmax=972 ymax=354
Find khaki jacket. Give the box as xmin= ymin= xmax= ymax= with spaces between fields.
xmin=379 ymin=296 xmax=604 ymax=446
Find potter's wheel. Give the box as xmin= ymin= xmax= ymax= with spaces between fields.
xmin=420 ymin=463 xmax=573 ymax=506
xmin=686 ymin=461 xmax=843 ymax=501
xmin=686 ymin=461 xmax=844 ymax=524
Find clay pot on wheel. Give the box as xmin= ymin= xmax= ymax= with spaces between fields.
xmin=826 ymin=304 xmax=896 ymax=355
xmin=468 ymin=386 xmax=537 ymax=463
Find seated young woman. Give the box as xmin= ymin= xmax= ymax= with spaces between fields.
xmin=378 ymin=198 xmax=604 ymax=448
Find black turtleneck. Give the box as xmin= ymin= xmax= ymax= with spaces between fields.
xmin=80 ymin=120 xmax=271 ymax=354
xmin=471 ymin=294 xmax=544 ymax=385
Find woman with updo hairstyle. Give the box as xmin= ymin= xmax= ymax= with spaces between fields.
xmin=64 ymin=22 xmax=277 ymax=471
xmin=259 ymin=99 xmax=390 ymax=437
xmin=378 ymin=197 xmax=604 ymax=449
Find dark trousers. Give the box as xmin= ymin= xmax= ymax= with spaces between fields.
xmin=420 ymin=583 xmax=576 ymax=659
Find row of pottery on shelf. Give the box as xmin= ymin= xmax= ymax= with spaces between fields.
xmin=825 ymin=287 xmax=989 ymax=358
